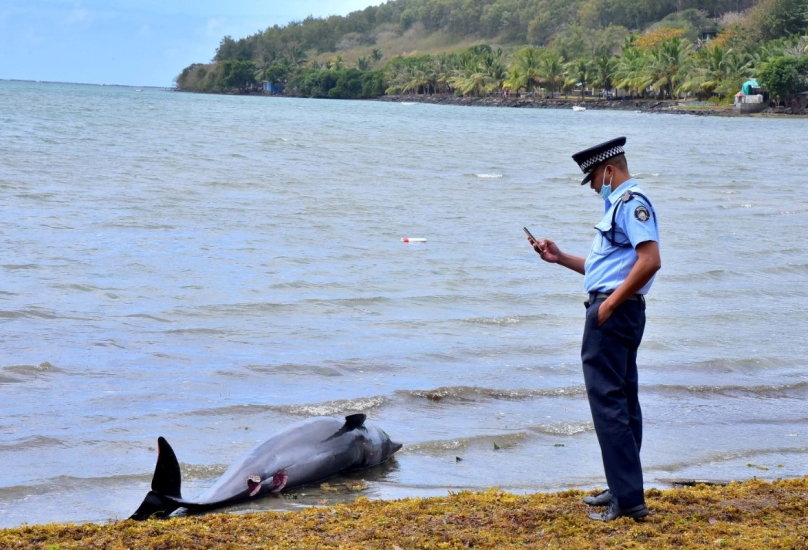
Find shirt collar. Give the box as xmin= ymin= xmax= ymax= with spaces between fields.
xmin=604 ymin=178 xmax=638 ymax=209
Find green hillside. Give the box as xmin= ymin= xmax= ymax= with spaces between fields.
xmin=175 ymin=0 xmax=808 ymax=106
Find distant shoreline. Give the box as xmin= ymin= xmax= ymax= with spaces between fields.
xmin=374 ymin=93 xmax=806 ymax=118
xmin=170 ymin=86 xmax=807 ymax=117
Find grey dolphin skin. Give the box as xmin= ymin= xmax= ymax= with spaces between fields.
xmin=130 ymin=414 xmax=402 ymax=520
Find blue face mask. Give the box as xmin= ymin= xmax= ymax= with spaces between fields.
xmin=599 ymin=170 xmax=614 ymax=201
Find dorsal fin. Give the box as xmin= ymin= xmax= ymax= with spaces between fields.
xmin=343 ymin=413 xmax=366 ymax=430
xmin=153 ymin=437 xmax=182 ymax=498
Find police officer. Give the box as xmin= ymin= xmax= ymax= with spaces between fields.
xmin=528 ymin=137 xmax=661 ymax=522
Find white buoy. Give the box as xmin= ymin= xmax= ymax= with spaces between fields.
xmin=401 ymin=237 xmax=427 ymax=243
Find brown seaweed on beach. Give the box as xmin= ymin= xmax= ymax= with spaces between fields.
xmin=1 ymin=477 xmax=807 ymax=549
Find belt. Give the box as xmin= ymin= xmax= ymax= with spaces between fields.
xmin=588 ymin=292 xmax=645 ymax=303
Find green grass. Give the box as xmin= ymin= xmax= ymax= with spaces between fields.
xmin=313 ymin=26 xmax=515 ymax=68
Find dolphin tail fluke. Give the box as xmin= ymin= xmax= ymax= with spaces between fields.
xmin=151 ymin=437 xmax=182 ymax=498
xmin=129 ymin=437 xmax=184 ymax=520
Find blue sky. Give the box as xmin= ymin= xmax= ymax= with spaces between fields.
xmin=0 ymin=1 xmax=383 ymax=87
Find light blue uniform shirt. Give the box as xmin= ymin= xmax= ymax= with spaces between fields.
xmin=583 ymin=178 xmax=659 ymax=294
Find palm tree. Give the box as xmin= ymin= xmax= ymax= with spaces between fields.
xmin=384 ymin=58 xmax=408 ymax=95
xmin=591 ymin=56 xmax=617 ymax=97
xmin=484 ymin=58 xmax=508 ymax=93
xmin=468 ymin=44 xmax=493 ymax=57
xmin=504 ymin=66 xmax=529 ymax=95
xmin=286 ymin=45 xmax=308 ymax=68
xmin=615 ymin=47 xmax=652 ymax=98
xmin=505 ymin=46 xmax=543 ymax=94
xmin=675 ymin=44 xmax=755 ymax=101
xmin=565 ymin=58 xmax=593 ymax=101
xmin=356 ymin=57 xmax=371 ymax=71
xmin=385 ymin=56 xmax=439 ymax=95
xmin=254 ymin=50 xmax=281 ymax=81
xmin=538 ymin=51 xmax=564 ymax=98
xmin=434 ymin=53 xmax=458 ymax=94
xmin=403 ymin=63 xmax=430 ymax=95
xmin=327 ymin=55 xmax=345 ymax=70
xmin=371 ymin=48 xmax=384 ymax=62
xmin=450 ymin=71 xmax=493 ymax=96
xmin=715 ymin=50 xmax=755 ymax=99
xmin=646 ymin=37 xmax=693 ymax=99
xmin=677 ymin=45 xmax=725 ymax=99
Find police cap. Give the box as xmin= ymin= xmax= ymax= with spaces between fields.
xmin=572 ymin=136 xmax=627 ymax=185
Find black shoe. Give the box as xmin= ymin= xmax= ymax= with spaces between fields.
xmin=582 ymin=489 xmax=611 ymax=506
xmin=588 ymin=502 xmax=649 ymax=522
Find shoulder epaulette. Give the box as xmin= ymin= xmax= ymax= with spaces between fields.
xmin=604 ymin=190 xmax=656 ymax=248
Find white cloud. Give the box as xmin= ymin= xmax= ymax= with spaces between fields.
xmin=64 ymin=8 xmax=91 ymax=27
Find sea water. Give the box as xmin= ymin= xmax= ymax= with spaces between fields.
xmin=0 ymin=80 xmax=806 ymax=527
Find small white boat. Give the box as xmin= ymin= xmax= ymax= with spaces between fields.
xmin=572 ymin=105 xmax=586 ymax=112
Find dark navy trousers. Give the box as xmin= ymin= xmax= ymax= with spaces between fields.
xmin=582 ymin=297 xmax=646 ymax=509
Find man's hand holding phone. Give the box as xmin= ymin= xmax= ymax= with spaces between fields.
xmin=525 ymin=226 xmax=547 ymax=257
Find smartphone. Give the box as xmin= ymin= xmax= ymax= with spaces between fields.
xmin=523 ymin=227 xmax=536 ymax=241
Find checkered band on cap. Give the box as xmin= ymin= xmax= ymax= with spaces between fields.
xmin=579 ymin=145 xmax=624 ymax=172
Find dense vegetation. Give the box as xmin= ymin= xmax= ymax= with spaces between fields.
xmin=175 ymin=0 xmax=808 ymax=106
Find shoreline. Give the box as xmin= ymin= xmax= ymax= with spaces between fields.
xmin=2 ymin=477 xmax=806 ymax=548
xmin=373 ymin=93 xmax=808 ymax=118
xmin=172 ymin=86 xmax=808 ymax=118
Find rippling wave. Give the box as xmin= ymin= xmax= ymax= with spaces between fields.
xmin=178 ymin=396 xmax=387 ymax=419
xmin=0 ymin=363 xmax=65 ymax=382
xmin=243 ymin=364 xmax=344 ymax=377
xmin=648 ymin=382 xmax=808 ymax=398
xmin=2 ymin=81 xmax=807 ymax=528
xmin=397 ymin=386 xmax=586 ymax=402
xmin=0 ymin=436 xmax=67 ymax=451
xmin=406 ymin=432 xmax=527 ymax=455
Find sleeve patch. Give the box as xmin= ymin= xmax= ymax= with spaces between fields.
xmin=634 ymin=205 xmax=650 ymax=222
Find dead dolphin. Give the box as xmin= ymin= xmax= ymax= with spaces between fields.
xmin=130 ymin=413 xmax=402 ymax=520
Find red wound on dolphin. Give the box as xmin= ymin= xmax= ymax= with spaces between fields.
xmin=270 ymin=470 xmax=288 ymax=493
xmin=247 ymin=475 xmax=262 ymax=497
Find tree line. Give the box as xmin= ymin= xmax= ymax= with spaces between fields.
xmin=205 ymin=0 xmax=760 ymax=59
xmin=175 ymin=0 xmax=808 ymax=105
